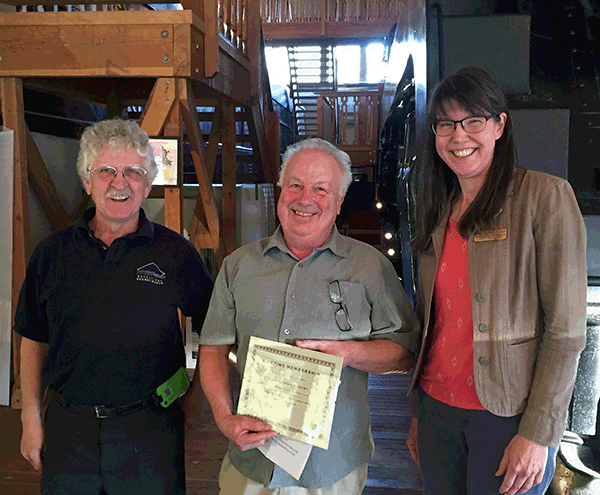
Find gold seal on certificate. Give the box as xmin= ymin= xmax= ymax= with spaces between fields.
xmin=237 ymin=336 xmax=343 ymax=450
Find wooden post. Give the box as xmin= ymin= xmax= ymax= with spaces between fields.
xmin=265 ymin=109 xmax=281 ymax=205
xmin=1 ymin=77 xmax=30 ymax=409
xmin=204 ymin=0 xmax=219 ymax=77
xmin=178 ymin=79 xmax=225 ymax=267
xmin=162 ymin=103 xmax=184 ymax=236
xmin=246 ymin=0 xmax=261 ymax=102
xmin=221 ymin=103 xmax=237 ymax=255
xmin=139 ymin=78 xmax=177 ymax=137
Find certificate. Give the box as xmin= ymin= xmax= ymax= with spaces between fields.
xmin=237 ymin=336 xmax=343 ymax=450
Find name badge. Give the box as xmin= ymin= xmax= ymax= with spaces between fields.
xmin=473 ymin=229 xmax=507 ymax=242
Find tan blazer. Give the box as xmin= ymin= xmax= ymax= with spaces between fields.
xmin=410 ymin=168 xmax=588 ymax=447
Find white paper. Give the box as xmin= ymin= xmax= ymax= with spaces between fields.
xmin=258 ymin=434 xmax=313 ymax=480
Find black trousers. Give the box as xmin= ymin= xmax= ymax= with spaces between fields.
xmin=41 ymin=397 xmax=186 ymax=495
xmin=417 ymin=388 xmax=557 ymax=495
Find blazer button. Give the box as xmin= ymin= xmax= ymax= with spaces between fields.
xmin=478 ymin=324 xmax=489 ymax=333
xmin=476 ymin=293 xmax=487 ymax=303
xmin=479 ymin=356 xmax=490 ymax=367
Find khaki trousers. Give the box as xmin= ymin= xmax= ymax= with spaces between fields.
xmin=218 ymin=453 xmax=368 ymax=495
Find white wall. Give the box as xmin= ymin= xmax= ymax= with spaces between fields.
xmin=0 ymin=128 xmax=14 ymax=405
xmin=28 ymin=133 xmax=82 ymax=248
xmin=144 ymin=183 xmax=276 ymax=248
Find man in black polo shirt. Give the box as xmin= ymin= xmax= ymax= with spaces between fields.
xmin=14 ymin=119 xmax=213 ymax=495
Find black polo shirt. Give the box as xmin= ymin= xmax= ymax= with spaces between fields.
xmin=14 ymin=208 xmax=214 ymax=406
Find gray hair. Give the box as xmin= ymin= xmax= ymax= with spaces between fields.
xmin=278 ymin=138 xmax=352 ymax=196
xmin=76 ymin=118 xmax=158 ymax=184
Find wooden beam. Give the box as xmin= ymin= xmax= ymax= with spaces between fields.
xmin=25 ymin=127 xmax=70 ymax=231
xmin=203 ymin=0 xmax=219 ymax=77
xmin=160 ymin=96 xmax=187 ymax=338
xmin=205 ymin=106 xmax=222 ymax=179
xmin=265 ymin=109 xmax=281 ymax=190
xmin=1 ymin=77 xmax=30 ymax=409
xmin=139 ymin=78 xmax=177 ymax=136
xmin=245 ymin=0 xmax=261 ymax=102
xmin=0 ymin=11 xmax=205 ymax=78
xmin=106 ymin=87 xmax=124 ymax=119
xmin=177 ymin=78 xmax=225 ymax=267
xmin=162 ymin=96 xmax=184 ymax=235
xmin=180 ymin=0 xmax=204 ymax=17
xmin=250 ymin=103 xmax=274 ymax=184
xmin=221 ymin=103 xmax=237 ymax=255
xmin=69 ymin=193 xmax=92 ymax=224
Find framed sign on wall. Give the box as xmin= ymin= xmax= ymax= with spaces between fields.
xmin=149 ymin=137 xmax=181 ymax=187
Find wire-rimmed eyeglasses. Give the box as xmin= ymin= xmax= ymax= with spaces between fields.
xmin=89 ymin=165 xmax=148 ymax=183
xmin=328 ymin=280 xmax=352 ymax=332
xmin=432 ymin=115 xmax=494 ymax=136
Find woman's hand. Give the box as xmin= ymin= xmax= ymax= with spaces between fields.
xmin=496 ymin=434 xmax=548 ymax=495
xmin=406 ymin=416 xmax=420 ymax=467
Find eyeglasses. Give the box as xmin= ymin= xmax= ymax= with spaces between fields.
xmin=328 ymin=280 xmax=352 ymax=332
xmin=432 ymin=115 xmax=494 ymax=136
xmin=89 ymin=165 xmax=148 ymax=183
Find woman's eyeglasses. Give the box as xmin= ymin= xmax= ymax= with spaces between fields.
xmin=432 ymin=115 xmax=494 ymax=136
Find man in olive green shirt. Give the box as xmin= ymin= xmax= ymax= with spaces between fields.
xmin=187 ymin=138 xmax=420 ymax=494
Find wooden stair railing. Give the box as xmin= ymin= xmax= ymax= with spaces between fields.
xmin=317 ymin=87 xmax=382 ymax=179
xmin=261 ymin=0 xmax=399 ymax=39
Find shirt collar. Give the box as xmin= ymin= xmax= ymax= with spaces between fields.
xmin=76 ymin=207 xmax=154 ymax=241
xmin=263 ymin=224 xmax=348 ymax=259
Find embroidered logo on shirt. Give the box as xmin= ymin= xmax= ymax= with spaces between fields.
xmin=136 ymin=263 xmax=166 ymax=285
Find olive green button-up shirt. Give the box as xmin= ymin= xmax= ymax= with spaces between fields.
xmin=200 ymin=226 xmax=420 ymax=488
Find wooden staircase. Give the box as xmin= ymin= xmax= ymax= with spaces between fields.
xmin=288 ymin=45 xmax=335 ymax=137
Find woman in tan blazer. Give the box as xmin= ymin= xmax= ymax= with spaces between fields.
xmin=406 ymin=67 xmax=587 ymax=495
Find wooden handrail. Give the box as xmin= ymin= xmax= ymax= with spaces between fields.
xmin=317 ymin=94 xmax=335 ymax=143
xmin=261 ymin=0 xmax=401 ymax=23
xmin=316 ymin=87 xmax=382 ymax=172
xmin=217 ymin=0 xmax=249 ymax=55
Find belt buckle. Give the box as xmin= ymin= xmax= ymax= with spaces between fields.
xmin=94 ymin=405 xmax=111 ymax=419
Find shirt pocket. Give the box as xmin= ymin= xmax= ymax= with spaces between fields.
xmin=338 ymin=281 xmax=371 ymax=338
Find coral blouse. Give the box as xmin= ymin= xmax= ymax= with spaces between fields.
xmin=418 ymin=218 xmax=486 ymax=410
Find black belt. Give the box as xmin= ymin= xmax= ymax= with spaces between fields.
xmin=54 ymin=393 xmax=157 ymax=419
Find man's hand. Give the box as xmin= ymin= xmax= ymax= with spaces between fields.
xmin=215 ymin=413 xmax=276 ymax=452
xmin=406 ymin=416 xmax=420 ymax=467
xmin=295 ymin=339 xmax=355 ymax=367
xmin=295 ymin=339 xmax=413 ymax=374
xmin=20 ymin=414 xmax=44 ymax=471
xmin=496 ymin=434 xmax=548 ymax=495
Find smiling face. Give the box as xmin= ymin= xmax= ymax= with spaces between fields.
xmin=435 ymin=100 xmax=506 ymax=193
xmin=83 ymin=146 xmax=151 ymax=233
xmin=277 ymin=149 xmax=345 ymax=259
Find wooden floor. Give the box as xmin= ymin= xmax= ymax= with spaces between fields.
xmin=0 ymin=373 xmax=422 ymax=495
